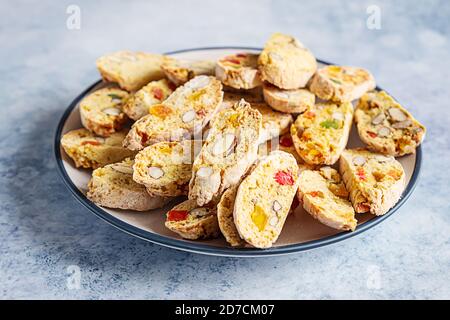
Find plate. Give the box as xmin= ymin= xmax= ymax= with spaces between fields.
xmin=54 ymin=47 xmax=422 ymax=257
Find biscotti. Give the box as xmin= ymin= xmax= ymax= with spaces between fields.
xmin=258 ymin=33 xmax=317 ymax=89
xmin=215 ymin=53 xmax=262 ymax=89
xmin=291 ymin=101 xmax=353 ymax=165
xmin=162 ymin=58 xmax=215 ymax=86
xmin=79 ymin=87 xmax=129 ymax=137
xmin=339 ymin=149 xmax=405 ymax=215
xmin=87 ymin=158 xmax=171 ymax=211
xmin=354 ymin=90 xmax=426 ymax=156
xmin=234 ymin=151 xmax=299 ymax=248
xmin=189 ymin=99 xmax=262 ymax=206
xmin=217 ymin=185 xmax=246 ymax=247
xmin=61 ymin=128 xmax=135 ymax=169
xmin=96 ymin=51 xmax=167 ymax=91
xmin=252 ymin=102 xmax=293 ymax=143
xmin=165 ymin=199 xmax=220 ymax=240
xmin=297 ymin=167 xmax=356 ymax=231
xmin=133 ymin=140 xmax=201 ymax=196
xmin=122 ymin=79 xmax=175 ymax=120
xmin=309 ymin=65 xmax=376 ymax=102
xmin=262 ymin=83 xmax=315 ymax=114
xmin=123 ymin=76 xmax=223 ymax=150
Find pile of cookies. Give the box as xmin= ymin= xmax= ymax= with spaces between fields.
xmin=61 ymin=33 xmax=426 ymax=249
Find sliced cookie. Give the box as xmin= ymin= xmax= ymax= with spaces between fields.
xmin=61 ymin=128 xmax=135 ymax=169
xmin=215 ymin=53 xmax=262 ymax=89
xmin=165 ymin=199 xmax=220 ymax=240
xmin=123 ymin=76 xmax=223 ymax=150
xmin=291 ymin=101 xmax=353 ymax=165
xmin=217 ymin=185 xmax=246 ymax=247
xmin=79 ymin=87 xmax=129 ymax=137
xmin=309 ymin=65 xmax=375 ymax=102
xmin=133 ymin=140 xmax=201 ymax=197
xmin=234 ymin=151 xmax=299 ymax=248
xmin=297 ymin=167 xmax=356 ymax=231
xmin=122 ymin=79 xmax=175 ymax=120
xmin=162 ymin=58 xmax=216 ymax=86
xmin=87 ymin=158 xmax=171 ymax=211
xmin=96 ymin=51 xmax=167 ymax=91
xmin=262 ymin=83 xmax=315 ymax=114
xmin=189 ymin=99 xmax=262 ymax=206
xmin=355 ymin=90 xmax=426 ymax=156
xmin=339 ymin=149 xmax=405 ymax=215
xmin=258 ymin=33 xmax=317 ymax=89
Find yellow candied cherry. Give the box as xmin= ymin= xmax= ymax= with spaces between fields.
xmin=149 ymin=104 xmax=173 ymax=119
xmin=251 ymin=205 xmax=268 ymax=231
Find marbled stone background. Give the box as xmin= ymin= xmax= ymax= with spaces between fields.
xmin=0 ymin=0 xmax=449 ymax=299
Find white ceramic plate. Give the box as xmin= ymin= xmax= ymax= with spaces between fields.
xmin=54 ymin=47 xmax=422 ymax=257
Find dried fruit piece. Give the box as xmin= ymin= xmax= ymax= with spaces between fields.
xmin=307 ymin=191 xmax=324 ymax=198
xmin=148 ymin=166 xmax=164 ymax=179
xmin=149 ymin=104 xmax=173 ymax=119
xmin=80 ymin=140 xmax=103 ymax=146
xmin=356 ymin=167 xmax=366 ymax=180
xmin=152 ymin=87 xmax=164 ymax=100
xmin=251 ymin=205 xmax=268 ymax=231
xmin=320 ymin=119 xmax=340 ymax=129
xmin=167 ymin=210 xmax=189 ymax=221
xmin=367 ymin=131 xmax=378 ymax=138
xmin=279 ymin=135 xmax=293 ymax=147
xmin=274 ymin=170 xmax=295 ymax=186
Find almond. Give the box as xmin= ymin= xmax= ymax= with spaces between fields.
xmin=212 ymin=133 xmax=236 ymax=156
xmin=371 ymin=113 xmax=385 ymax=125
xmin=377 ymin=126 xmax=391 ymax=137
xmin=388 ymin=108 xmax=407 ymax=122
xmin=148 ymin=166 xmax=164 ymax=179
xmin=103 ymin=107 xmax=121 ymax=116
xmin=197 ymin=166 xmax=213 ymax=178
xmin=332 ymin=112 xmax=344 ymax=121
xmin=392 ymin=119 xmax=412 ymax=129
xmin=269 ymin=216 xmax=279 ymax=227
xmin=353 ymin=156 xmax=366 ymax=166
xmin=110 ymin=164 xmax=133 ymax=175
xmin=272 ymin=200 xmax=282 ymax=213
xmin=182 ymin=110 xmax=196 ymax=123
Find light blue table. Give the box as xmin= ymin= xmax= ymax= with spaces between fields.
xmin=1 ymin=0 xmax=449 ymax=299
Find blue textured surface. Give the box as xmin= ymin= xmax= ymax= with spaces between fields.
xmin=0 ymin=0 xmax=449 ymax=299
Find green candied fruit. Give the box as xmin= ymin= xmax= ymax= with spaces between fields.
xmin=320 ymin=119 xmax=340 ymax=129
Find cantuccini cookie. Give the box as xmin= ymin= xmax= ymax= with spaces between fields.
xmin=258 ymin=33 xmax=317 ymax=89
xmin=354 ymin=90 xmax=426 ymax=156
xmin=79 ymin=87 xmax=129 ymax=137
xmin=309 ymin=65 xmax=375 ymax=102
xmin=165 ymin=199 xmax=220 ymax=240
xmin=291 ymin=102 xmax=353 ymax=165
xmin=339 ymin=149 xmax=405 ymax=215
xmin=122 ymin=79 xmax=175 ymax=120
xmin=217 ymin=184 xmax=246 ymax=247
xmin=234 ymin=151 xmax=299 ymax=248
xmin=262 ymin=83 xmax=315 ymax=114
xmin=133 ymin=140 xmax=201 ymax=197
xmin=297 ymin=167 xmax=356 ymax=231
xmin=61 ymin=128 xmax=135 ymax=169
xmin=162 ymin=58 xmax=215 ymax=86
xmin=252 ymin=102 xmax=293 ymax=143
xmin=189 ymin=99 xmax=262 ymax=206
xmin=215 ymin=53 xmax=262 ymax=90
xmin=123 ymin=76 xmax=223 ymax=150
xmin=96 ymin=51 xmax=167 ymax=91
xmin=87 ymin=158 xmax=171 ymax=211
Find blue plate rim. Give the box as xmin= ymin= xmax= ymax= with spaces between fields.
xmin=54 ymin=46 xmax=422 ymax=257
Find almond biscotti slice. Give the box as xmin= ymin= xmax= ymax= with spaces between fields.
xmin=122 ymin=79 xmax=175 ymax=120
xmin=258 ymin=33 xmax=317 ymax=89
xmin=309 ymin=65 xmax=376 ymax=102
xmin=291 ymin=101 xmax=353 ymax=165
xmin=61 ymin=128 xmax=135 ymax=169
xmin=133 ymin=140 xmax=201 ymax=197
xmin=123 ymin=76 xmax=223 ymax=151
xmin=87 ymin=158 xmax=171 ymax=211
xmin=339 ymin=149 xmax=405 ymax=215
xmin=161 ymin=58 xmax=215 ymax=86
xmin=234 ymin=151 xmax=299 ymax=248
xmin=355 ymin=90 xmax=426 ymax=156
xmin=251 ymin=102 xmax=293 ymax=143
xmin=96 ymin=51 xmax=167 ymax=92
xmin=79 ymin=87 xmax=129 ymax=137
xmin=217 ymin=184 xmax=246 ymax=247
xmin=189 ymin=99 xmax=262 ymax=206
xmin=165 ymin=199 xmax=220 ymax=240
xmin=215 ymin=53 xmax=262 ymax=90
xmin=262 ymin=83 xmax=315 ymax=114
xmin=297 ymin=167 xmax=356 ymax=231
